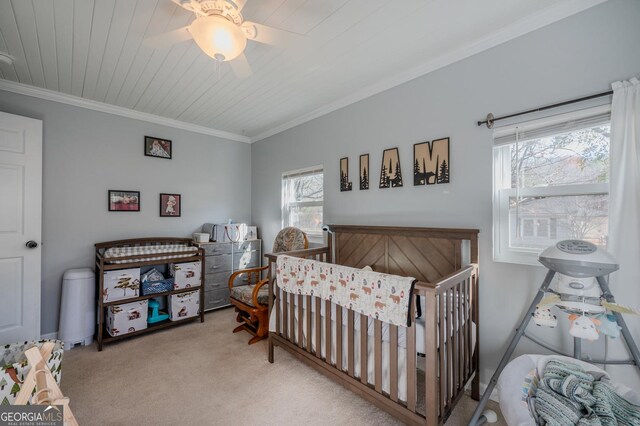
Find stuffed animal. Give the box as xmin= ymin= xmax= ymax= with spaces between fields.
xmin=533 ymin=306 xmax=558 ymax=328
xmin=568 ymin=314 xmax=600 ymax=341
xmin=595 ymin=313 xmax=621 ymax=338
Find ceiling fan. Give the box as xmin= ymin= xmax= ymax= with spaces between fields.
xmin=145 ymin=0 xmax=304 ymax=78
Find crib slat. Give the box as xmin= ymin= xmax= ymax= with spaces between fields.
xmin=276 ymin=287 xmax=281 ymax=336
xmin=298 ymin=294 xmax=303 ymax=348
xmin=348 ymin=310 xmax=354 ymax=377
xmin=447 ymin=288 xmax=453 ymax=405
xmin=290 ymin=293 xmax=295 ymax=344
xmin=459 ymin=280 xmax=467 ymax=380
xmin=360 ymin=314 xmax=368 ymax=385
xmin=374 ymin=319 xmax=382 ymax=393
xmin=283 ymin=292 xmax=289 ymax=340
xmin=439 ymin=291 xmax=446 ymax=417
xmin=465 ymin=277 xmax=471 ymax=381
xmin=390 ymin=325 xmax=398 ymax=402
xmin=336 ymin=305 xmax=343 ymax=371
xmin=315 ymin=297 xmax=321 ymax=357
xmin=325 ymin=300 xmax=331 ymax=364
xmin=458 ymin=281 xmax=464 ymax=391
xmin=425 ymin=291 xmax=438 ymax=426
xmin=407 ymin=304 xmax=417 ymax=412
xmin=306 ymin=295 xmax=312 ymax=352
xmin=453 ymin=286 xmax=459 ymax=395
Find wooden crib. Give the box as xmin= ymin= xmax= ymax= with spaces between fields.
xmin=266 ymin=225 xmax=479 ymax=426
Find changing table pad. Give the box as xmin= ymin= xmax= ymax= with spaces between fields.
xmin=104 ymin=244 xmax=198 ymax=263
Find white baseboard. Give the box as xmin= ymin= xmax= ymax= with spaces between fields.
xmin=41 ymin=331 xmax=58 ymax=340
xmin=466 ymin=380 xmax=499 ymax=403
xmin=480 ymin=382 xmax=500 ymax=403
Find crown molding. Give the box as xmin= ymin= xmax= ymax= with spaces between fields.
xmin=0 ymin=79 xmax=251 ymax=143
xmin=250 ymin=0 xmax=607 ymax=143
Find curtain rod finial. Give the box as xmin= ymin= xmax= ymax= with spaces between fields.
xmin=485 ymin=113 xmax=495 ymax=129
xmin=477 ymin=113 xmax=495 ymax=128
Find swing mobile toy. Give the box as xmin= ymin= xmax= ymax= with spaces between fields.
xmin=469 ymin=240 xmax=640 ymax=425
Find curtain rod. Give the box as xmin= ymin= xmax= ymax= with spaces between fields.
xmin=477 ymin=90 xmax=613 ymax=129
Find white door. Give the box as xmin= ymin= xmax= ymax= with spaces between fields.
xmin=0 ymin=111 xmax=42 ymax=344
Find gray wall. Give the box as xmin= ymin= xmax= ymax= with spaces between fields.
xmin=251 ymin=0 xmax=640 ymax=389
xmin=0 ymin=91 xmax=252 ymax=335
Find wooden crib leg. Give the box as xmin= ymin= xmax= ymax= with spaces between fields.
xmin=268 ymin=335 xmax=275 ymax=363
xmin=472 ymin=372 xmax=480 ymax=400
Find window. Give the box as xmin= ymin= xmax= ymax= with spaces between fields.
xmin=282 ymin=166 xmax=324 ymax=241
xmin=493 ymin=105 xmax=610 ymax=264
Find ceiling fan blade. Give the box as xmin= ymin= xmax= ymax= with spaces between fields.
xmin=230 ymin=53 xmax=253 ymax=79
xmin=231 ymin=0 xmax=248 ymax=11
xmin=242 ymin=22 xmax=304 ymax=48
xmin=144 ymin=26 xmax=192 ymax=49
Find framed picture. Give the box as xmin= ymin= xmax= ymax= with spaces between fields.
xmin=379 ymin=148 xmax=403 ymax=188
xmin=159 ymin=193 xmax=181 ymax=217
xmin=359 ymin=154 xmax=369 ymax=190
xmin=108 ymin=190 xmax=140 ymax=212
xmin=413 ymin=137 xmax=450 ymax=186
xmin=144 ymin=136 xmax=172 ymax=159
xmin=340 ymin=157 xmax=353 ymax=191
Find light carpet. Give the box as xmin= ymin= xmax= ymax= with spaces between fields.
xmin=62 ymin=308 xmax=505 ymax=425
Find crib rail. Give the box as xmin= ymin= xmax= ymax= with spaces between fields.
xmin=266 ymin=245 xmax=478 ymax=425
xmin=415 ymin=264 xmax=478 ymax=424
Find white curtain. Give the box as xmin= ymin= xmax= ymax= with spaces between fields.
xmin=608 ymin=77 xmax=640 ymax=388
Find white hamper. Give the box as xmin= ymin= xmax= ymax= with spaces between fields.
xmin=58 ymin=268 xmax=95 ymax=349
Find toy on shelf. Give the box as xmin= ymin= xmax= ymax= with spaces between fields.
xmin=147 ymin=298 xmax=169 ymax=324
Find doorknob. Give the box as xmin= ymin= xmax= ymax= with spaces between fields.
xmin=26 ymin=240 xmax=38 ymax=249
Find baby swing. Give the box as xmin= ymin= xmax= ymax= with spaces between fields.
xmin=469 ymin=240 xmax=640 ymax=425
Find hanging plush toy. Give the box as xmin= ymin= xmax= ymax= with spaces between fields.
xmin=568 ymin=314 xmax=600 ymax=341
xmin=534 ymin=294 xmax=560 ymax=327
xmin=595 ymin=313 xmax=621 ymax=338
xmin=533 ymin=306 xmax=558 ymax=327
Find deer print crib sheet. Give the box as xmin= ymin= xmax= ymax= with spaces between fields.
xmin=276 ymin=255 xmax=416 ymax=327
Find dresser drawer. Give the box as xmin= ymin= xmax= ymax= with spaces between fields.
xmin=204 ymin=253 xmax=232 ymax=274
xmin=234 ymin=251 xmax=260 ymax=270
xmin=234 ymin=240 xmax=261 ymax=253
xmin=201 ymin=243 xmax=233 ymax=256
xmin=204 ymin=272 xmax=230 ymax=291
xmin=204 ymin=288 xmax=230 ymax=310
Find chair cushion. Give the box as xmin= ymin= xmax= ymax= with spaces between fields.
xmin=272 ymin=227 xmax=307 ymax=253
xmin=230 ymin=285 xmax=269 ymax=307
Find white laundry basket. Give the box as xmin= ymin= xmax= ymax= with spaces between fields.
xmin=58 ymin=268 xmax=95 ymax=349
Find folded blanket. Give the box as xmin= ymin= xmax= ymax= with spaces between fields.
xmin=535 ymin=359 xmax=640 ymax=426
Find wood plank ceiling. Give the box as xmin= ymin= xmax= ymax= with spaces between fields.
xmin=0 ymin=0 xmax=604 ymax=140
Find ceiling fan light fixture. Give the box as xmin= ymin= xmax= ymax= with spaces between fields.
xmin=189 ymin=15 xmax=247 ymax=62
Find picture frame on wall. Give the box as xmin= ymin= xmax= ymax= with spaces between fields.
xmin=413 ymin=137 xmax=450 ymax=186
xmin=340 ymin=157 xmax=353 ymax=191
xmin=359 ymin=154 xmax=369 ymax=190
xmin=144 ymin=136 xmax=172 ymax=159
xmin=379 ymin=148 xmax=403 ymax=188
xmin=108 ymin=190 xmax=140 ymax=212
xmin=159 ymin=193 xmax=181 ymax=217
